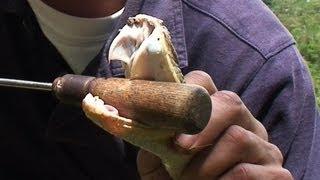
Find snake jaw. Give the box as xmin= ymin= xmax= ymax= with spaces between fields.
xmin=82 ymin=93 xmax=135 ymax=136
xmin=84 ymin=14 xmax=195 ymax=180
xmin=82 ymin=93 xmax=172 ymax=138
xmin=82 ymin=93 xmax=194 ymax=180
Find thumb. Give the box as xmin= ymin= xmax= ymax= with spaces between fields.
xmin=137 ymin=150 xmax=171 ymax=180
xmin=173 ymin=70 xmax=216 ymax=151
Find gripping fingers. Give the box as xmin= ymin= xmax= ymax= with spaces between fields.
xmin=219 ymin=163 xmax=293 ymax=180
xmin=181 ymin=126 xmax=283 ymax=179
xmin=187 ymin=90 xmax=268 ymax=150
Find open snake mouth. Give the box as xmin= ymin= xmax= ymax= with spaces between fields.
xmin=108 ymin=14 xmax=183 ymax=82
xmin=82 ymin=14 xmax=185 ymax=138
xmin=108 ymin=16 xmax=157 ymax=65
xmin=82 ymin=93 xmax=151 ymax=136
xmin=89 ymin=15 xmax=185 ymax=135
xmin=82 ymin=14 xmax=190 ymax=180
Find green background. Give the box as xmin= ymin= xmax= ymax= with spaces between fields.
xmin=265 ymin=0 xmax=320 ymax=105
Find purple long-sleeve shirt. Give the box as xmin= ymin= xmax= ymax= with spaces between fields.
xmin=0 ymin=0 xmax=318 ymax=179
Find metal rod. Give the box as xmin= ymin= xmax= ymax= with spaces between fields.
xmin=0 ymin=78 xmax=52 ymax=91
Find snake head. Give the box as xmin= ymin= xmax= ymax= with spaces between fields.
xmin=108 ymin=14 xmax=184 ymax=83
xmin=83 ymin=14 xmax=202 ymax=180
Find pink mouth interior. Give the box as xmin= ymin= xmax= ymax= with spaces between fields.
xmin=104 ymin=104 xmax=119 ymax=115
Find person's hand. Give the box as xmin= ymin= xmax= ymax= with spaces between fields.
xmin=137 ymin=70 xmax=293 ymax=180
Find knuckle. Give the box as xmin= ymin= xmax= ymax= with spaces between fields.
xmin=189 ymin=70 xmax=212 ymax=81
xmin=255 ymin=122 xmax=269 ymax=141
xmin=214 ymin=91 xmax=247 ymax=121
xmin=225 ymin=125 xmax=252 ymax=149
xmin=186 ymin=70 xmax=216 ymax=94
xmin=276 ymin=168 xmax=293 ymax=180
xmin=185 ymin=70 xmax=212 ymax=85
xmin=268 ymin=143 xmax=284 ymax=164
xmin=216 ymin=91 xmax=243 ymax=106
xmin=230 ymin=163 xmax=250 ymax=180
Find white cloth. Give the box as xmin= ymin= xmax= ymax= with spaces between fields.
xmin=27 ymin=0 xmax=124 ymax=74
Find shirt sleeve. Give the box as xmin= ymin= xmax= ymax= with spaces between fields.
xmin=239 ymin=44 xmax=319 ymax=179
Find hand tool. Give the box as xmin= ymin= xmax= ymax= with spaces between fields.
xmin=0 ymin=74 xmax=211 ymax=133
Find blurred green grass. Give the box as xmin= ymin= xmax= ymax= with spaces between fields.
xmin=266 ymin=0 xmax=320 ymax=105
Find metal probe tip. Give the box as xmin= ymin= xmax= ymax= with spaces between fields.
xmin=0 ymin=78 xmax=52 ymax=91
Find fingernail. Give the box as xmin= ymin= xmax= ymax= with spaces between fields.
xmin=175 ymin=134 xmax=198 ymax=149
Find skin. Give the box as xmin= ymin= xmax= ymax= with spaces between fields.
xmin=41 ymin=1 xmax=293 ymax=179
xmin=137 ymin=71 xmax=293 ymax=180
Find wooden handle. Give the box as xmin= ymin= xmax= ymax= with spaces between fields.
xmin=89 ymin=78 xmax=211 ymax=134
xmin=53 ymin=74 xmax=212 ymax=134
